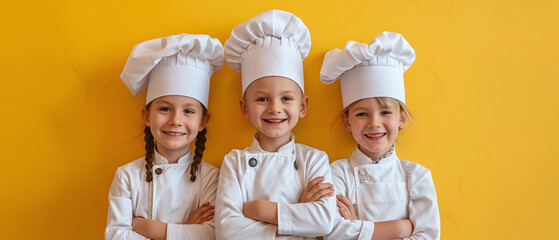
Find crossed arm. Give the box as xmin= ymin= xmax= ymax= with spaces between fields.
xmin=242 ymin=176 xmax=334 ymax=224
xmin=336 ymin=194 xmax=413 ymax=240
xmin=131 ymin=202 xmax=215 ymax=240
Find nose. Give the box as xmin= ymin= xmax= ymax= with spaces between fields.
xmin=368 ymin=115 xmax=381 ymax=128
xmin=169 ymin=111 xmax=183 ymax=126
xmin=268 ymin=100 xmax=281 ymax=114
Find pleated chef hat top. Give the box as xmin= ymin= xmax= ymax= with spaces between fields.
xmin=120 ymin=33 xmax=225 ymax=107
xmin=224 ymin=9 xmax=311 ymax=95
xmin=320 ymin=32 xmax=415 ymax=108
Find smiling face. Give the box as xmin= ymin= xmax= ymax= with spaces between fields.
xmin=342 ymin=97 xmax=406 ymax=160
xmin=143 ymin=95 xmax=209 ymax=161
xmin=240 ymin=76 xmax=308 ymax=150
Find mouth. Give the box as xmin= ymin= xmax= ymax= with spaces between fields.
xmin=263 ymin=118 xmax=287 ymax=124
xmin=364 ymin=133 xmax=386 ymax=139
xmin=163 ymin=131 xmax=186 ymax=136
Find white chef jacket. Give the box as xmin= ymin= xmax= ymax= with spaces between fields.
xmin=324 ymin=147 xmax=440 ymax=240
xmin=105 ymin=150 xmax=219 ymax=240
xmin=215 ymin=135 xmax=336 ymax=240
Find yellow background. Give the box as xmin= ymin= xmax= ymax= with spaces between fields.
xmin=1 ymin=0 xmax=558 ymax=239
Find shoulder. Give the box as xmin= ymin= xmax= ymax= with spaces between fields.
xmin=400 ymin=159 xmax=431 ymax=176
xmin=330 ymin=158 xmax=350 ymax=170
xmin=330 ymin=158 xmax=351 ymax=175
xmin=295 ymin=143 xmax=328 ymax=159
xmin=108 ymin=157 xmax=145 ymax=196
xmin=222 ymin=148 xmax=248 ymax=164
xmin=114 ymin=156 xmax=145 ymax=178
xmin=199 ymin=161 xmax=219 ymax=177
xmin=399 ymin=159 xmax=436 ymax=194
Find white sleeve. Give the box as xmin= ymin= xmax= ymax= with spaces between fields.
xmin=401 ymin=164 xmax=441 ymax=240
xmin=166 ymin=165 xmax=220 ymax=240
xmin=215 ymin=152 xmax=277 ymax=240
xmin=323 ymin=161 xmax=374 ymax=240
xmin=105 ymin=168 xmax=147 ymax=240
xmin=276 ymin=151 xmax=336 ymax=236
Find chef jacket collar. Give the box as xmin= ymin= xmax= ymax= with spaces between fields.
xmin=153 ymin=149 xmax=192 ymax=165
xmin=350 ymin=145 xmax=397 ymax=166
xmin=249 ymin=134 xmax=296 ymax=154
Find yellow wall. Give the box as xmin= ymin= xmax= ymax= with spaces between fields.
xmin=1 ymin=0 xmax=558 ymax=238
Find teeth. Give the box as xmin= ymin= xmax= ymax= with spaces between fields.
xmin=366 ymin=133 xmax=384 ymax=138
xmin=266 ymin=119 xmax=284 ymax=123
xmin=166 ymin=132 xmax=184 ymax=136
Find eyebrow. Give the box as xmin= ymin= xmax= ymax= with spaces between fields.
xmin=155 ymin=100 xmax=199 ymax=108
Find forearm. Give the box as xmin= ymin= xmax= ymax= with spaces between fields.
xmin=371 ymin=220 xmax=413 ymax=240
xmin=243 ymin=200 xmax=278 ymax=224
xmin=132 ymin=218 xmax=167 ymax=240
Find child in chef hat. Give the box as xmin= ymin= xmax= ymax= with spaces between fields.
xmin=215 ymin=9 xmax=336 ymax=240
xmin=105 ymin=33 xmax=224 ymax=240
xmin=320 ymin=32 xmax=441 ymax=240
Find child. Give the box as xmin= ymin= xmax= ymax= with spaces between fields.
xmin=320 ymin=32 xmax=441 ymax=240
xmin=215 ymin=10 xmax=336 ymax=240
xmin=105 ymin=33 xmax=225 ymax=240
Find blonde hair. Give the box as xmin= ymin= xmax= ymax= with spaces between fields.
xmin=341 ymin=97 xmax=414 ymax=125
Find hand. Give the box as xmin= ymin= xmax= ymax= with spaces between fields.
xmin=300 ymin=176 xmax=334 ymax=203
xmin=132 ymin=217 xmax=167 ymax=240
xmin=186 ymin=202 xmax=215 ymax=224
xmin=336 ymin=195 xmax=358 ymax=220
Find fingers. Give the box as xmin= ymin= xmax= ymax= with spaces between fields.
xmin=199 ymin=214 xmax=214 ymax=224
xmin=307 ymin=177 xmax=325 ymax=189
xmin=196 ymin=208 xmax=215 ymax=224
xmin=301 ymin=177 xmax=336 ymax=202
xmin=336 ymin=195 xmax=357 ymax=220
xmin=336 ymin=195 xmax=352 ymax=209
xmin=337 ymin=199 xmax=351 ymax=220
xmin=310 ymin=186 xmax=334 ymax=201
xmin=186 ymin=202 xmax=215 ymax=224
xmin=306 ymin=177 xmax=334 ymax=201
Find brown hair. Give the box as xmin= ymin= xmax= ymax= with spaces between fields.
xmin=143 ymin=102 xmax=208 ymax=183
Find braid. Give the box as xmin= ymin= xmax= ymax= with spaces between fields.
xmin=190 ymin=128 xmax=207 ymax=182
xmin=144 ymin=126 xmax=155 ymax=182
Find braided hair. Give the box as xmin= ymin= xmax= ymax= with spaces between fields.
xmin=144 ymin=126 xmax=155 ymax=182
xmin=189 ymin=128 xmax=207 ymax=182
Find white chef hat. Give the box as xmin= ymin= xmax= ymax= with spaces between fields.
xmin=224 ymin=9 xmax=311 ymax=95
xmin=320 ymin=31 xmax=415 ymax=108
xmin=120 ymin=33 xmax=225 ymax=108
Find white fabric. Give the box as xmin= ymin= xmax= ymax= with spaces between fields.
xmin=215 ymin=135 xmax=336 ymax=240
xmin=320 ymin=32 xmax=415 ymax=107
xmin=224 ymin=9 xmax=311 ymax=95
xmin=324 ymin=147 xmax=440 ymax=240
xmin=120 ymin=33 xmax=225 ymax=106
xmin=105 ymin=151 xmax=219 ymax=240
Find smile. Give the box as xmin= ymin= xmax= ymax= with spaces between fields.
xmin=364 ymin=133 xmax=385 ymax=138
xmin=263 ymin=119 xmax=286 ymax=123
xmin=163 ymin=131 xmax=186 ymax=136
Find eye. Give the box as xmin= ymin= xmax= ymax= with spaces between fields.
xmin=381 ymin=110 xmax=392 ymax=115
xmin=355 ymin=112 xmax=367 ymax=117
xmin=159 ymin=107 xmax=171 ymax=112
xmin=282 ymin=96 xmax=293 ymax=101
xmin=184 ymin=109 xmax=194 ymax=114
xmin=256 ymin=97 xmax=268 ymax=102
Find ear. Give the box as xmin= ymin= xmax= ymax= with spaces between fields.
xmin=142 ymin=108 xmax=150 ymax=127
xmin=298 ymin=95 xmax=309 ymax=118
xmin=239 ymin=98 xmax=249 ymax=119
xmin=199 ymin=113 xmax=210 ymax=132
xmin=399 ymin=113 xmax=407 ymax=130
xmin=341 ymin=113 xmax=351 ymax=132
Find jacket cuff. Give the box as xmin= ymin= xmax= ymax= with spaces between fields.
xmin=358 ymin=221 xmax=374 ymax=240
